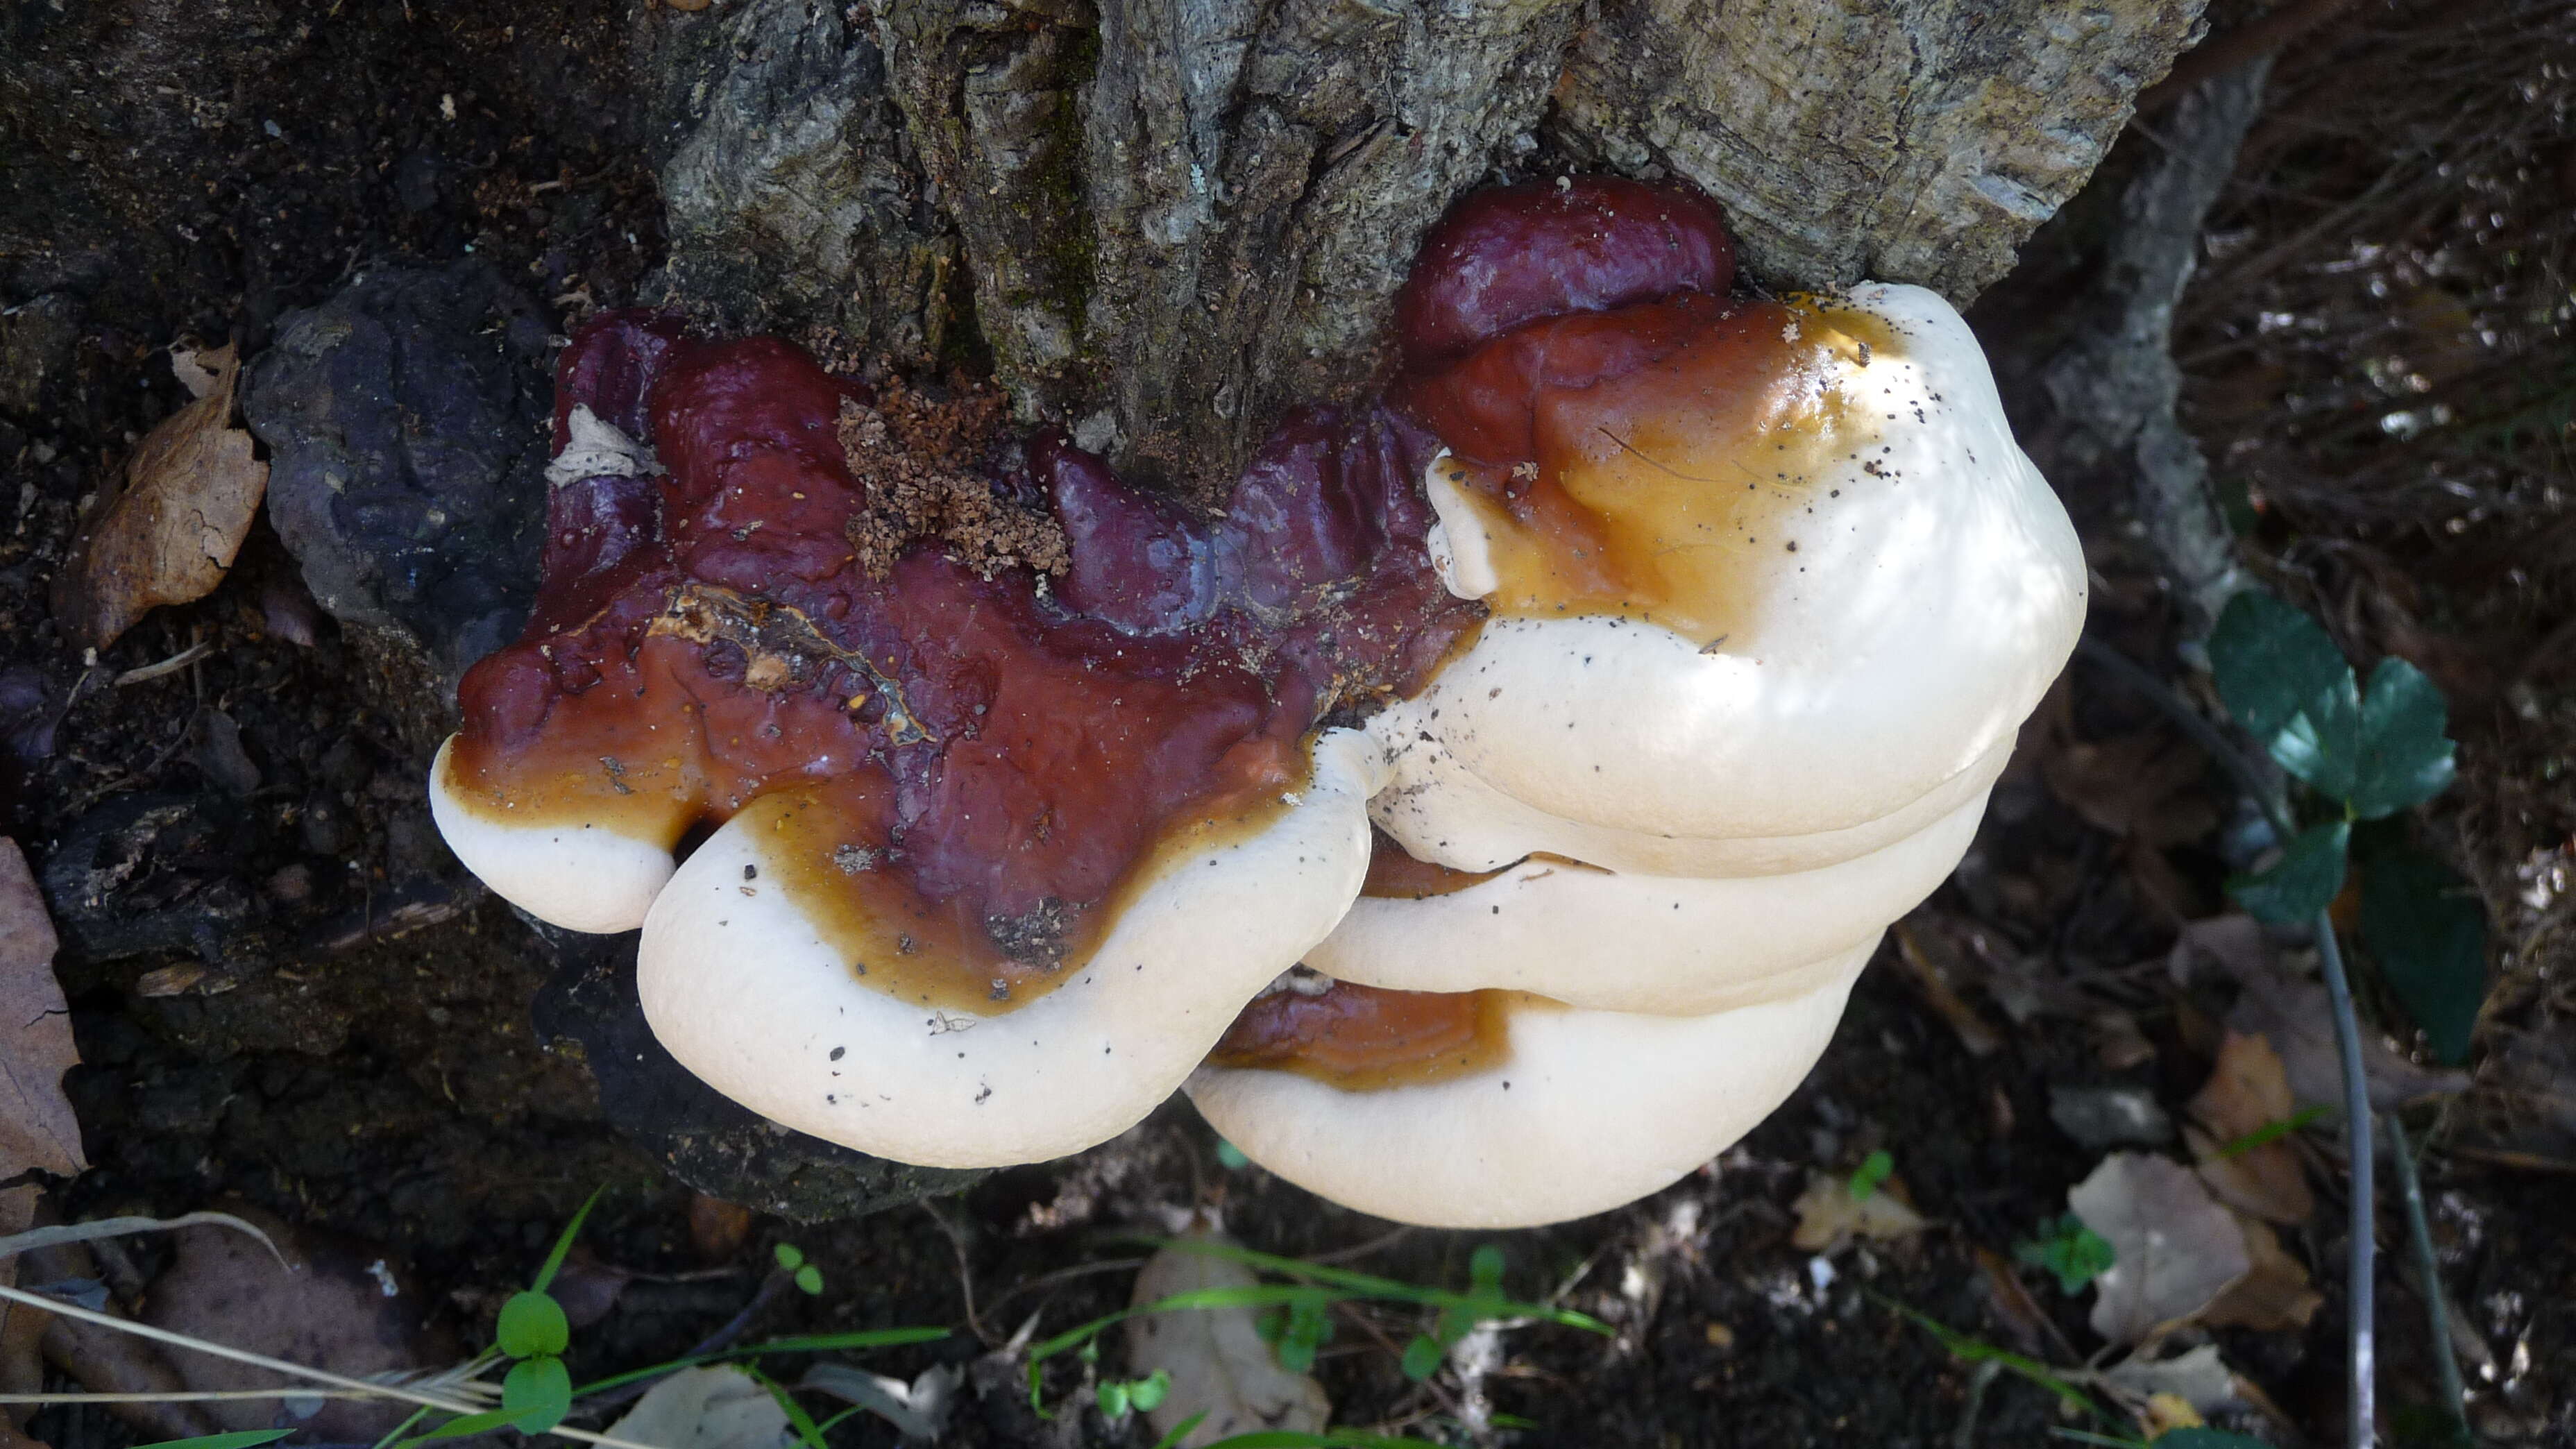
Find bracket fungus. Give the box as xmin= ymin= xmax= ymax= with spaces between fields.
xmin=431 ymin=177 xmax=2084 ymax=1229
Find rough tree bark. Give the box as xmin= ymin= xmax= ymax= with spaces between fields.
xmin=643 ymin=0 xmax=2210 ymax=498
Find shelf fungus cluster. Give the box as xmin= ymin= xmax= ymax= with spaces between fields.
xmin=430 ymin=178 xmax=2085 ymax=1228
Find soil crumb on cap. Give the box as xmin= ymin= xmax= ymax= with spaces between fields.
xmin=839 ymin=387 xmax=1070 ymax=581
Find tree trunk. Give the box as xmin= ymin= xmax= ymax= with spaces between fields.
xmin=643 ymin=0 xmax=2210 ymax=498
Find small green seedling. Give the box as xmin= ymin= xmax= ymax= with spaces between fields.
xmin=774 ymin=1242 xmax=826 ymax=1296
xmin=452 ymin=1187 xmax=600 ymax=1442
xmin=1399 ymin=1244 xmax=1509 ymax=1382
xmin=2014 ymin=1213 xmax=2116 ymax=1296
xmin=1255 ymin=1289 xmax=1337 ymax=1372
xmin=1847 ymin=1149 xmax=1896 ymax=1201
xmin=2207 ymin=591 xmax=2484 ymax=1063
xmin=1096 ymin=1367 xmax=1172 ymax=1419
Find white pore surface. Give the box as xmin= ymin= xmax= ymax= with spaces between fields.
xmin=1414 ymin=283 xmax=2085 ymax=840
xmin=1187 ymin=944 xmax=1871 ymax=1228
xmin=1365 ymin=700 xmax=2012 ymax=876
xmin=427 ymin=735 xmax=675 ymax=933
xmin=1308 ymin=790 xmax=1978 ymax=1014
xmin=636 ymin=728 xmax=1387 ymax=1169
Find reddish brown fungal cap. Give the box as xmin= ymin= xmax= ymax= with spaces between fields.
xmin=1391 ymin=176 xmax=1736 ymax=372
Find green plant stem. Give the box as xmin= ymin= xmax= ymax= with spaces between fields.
xmin=2074 ymin=634 xmax=2377 ymax=1447
xmin=2386 ymin=1112 xmax=2470 ymax=1441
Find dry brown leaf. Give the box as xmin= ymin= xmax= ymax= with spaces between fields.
xmin=1125 ymin=1228 xmax=1328 ymax=1448
xmin=2069 ymin=1153 xmax=2250 ymax=1346
xmin=2166 ymin=914 xmax=2273 ymax=985
xmin=2200 ymin=1212 xmax=2322 ymax=1332
xmin=1789 ymin=1173 xmax=1928 ymax=1252
xmin=2104 ymin=1342 xmax=2242 ymax=1418
xmin=140 ymin=1205 xmax=457 ymax=1441
xmin=51 ymin=343 xmax=268 ymax=650
xmin=2041 ymin=727 xmax=2217 ymax=845
xmin=2228 ymin=969 xmax=2471 ymax=1113
xmin=1890 ymin=917 xmax=2000 ymax=1056
xmin=0 ymin=840 xmax=82 ymax=1183
xmin=2185 ymin=1032 xmax=2315 ymax=1223
xmin=688 ymin=1193 xmax=756 ymax=1262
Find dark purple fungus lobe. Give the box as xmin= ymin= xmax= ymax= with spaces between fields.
xmin=1391 ymin=176 xmax=1735 ymax=372
xmin=443 ymin=310 xmax=1478 ymax=1012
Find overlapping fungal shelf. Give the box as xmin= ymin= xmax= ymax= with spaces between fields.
xmin=430 ymin=178 xmax=2085 ymax=1228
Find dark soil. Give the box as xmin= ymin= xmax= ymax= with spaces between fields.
xmin=3 ymin=2 xmax=2571 ymax=1447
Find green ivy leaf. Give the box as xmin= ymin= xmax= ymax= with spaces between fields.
xmin=793 ymin=1263 xmax=824 ymax=1296
xmin=1098 ymin=1380 xmax=1131 ymax=1418
xmin=1129 ymin=1368 xmax=1172 ymax=1412
xmin=2208 ymin=592 xmax=2353 ymax=740
xmin=773 ymin=1243 xmax=806 ymax=1271
xmin=502 ymin=1354 xmax=573 ymax=1434
xmin=495 ymin=1289 xmax=570 ymax=1359
xmin=1399 ymin=1333 xmax=1446 ymax=1382
xmin=2352 ymin=657 xmax=2457 ymax=818
xmin=2359 ymin=843 xmax=2486 ymax=1065
xmin=2228 ymin=820 xmax=2350 ymax=924
xmin=2268 ymin=668 xmax=2362 ymax=802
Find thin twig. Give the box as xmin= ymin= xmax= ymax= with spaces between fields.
xmin=2386 ymin=1113 xmax=2471 ymax=1439
xmin=0 ymin=1282 xmax=657 ymax=1449
xmin=2314 ymin=912 xmax=2378 ymax=1444
xmin=113 ymin=641 xmax=214 ymax=686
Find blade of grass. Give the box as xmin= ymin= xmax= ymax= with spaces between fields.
xmin=2386 ymin=1112 xmax=2470 ymax=1443
xmin=1877 ymin=1297 xmax=2108 ymax=1423
xmin=2215 ymin=1105 xmax=2329 ymax=1158
xmin=531 ymin=1188 xmax=603 ymax=1295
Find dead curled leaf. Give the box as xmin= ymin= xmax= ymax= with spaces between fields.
xmin=2171 ymin=913 xmax=2473 ymax=1112
xmin=2102 ymin=1342 xmax=2242 ymax=1418
xmin=51 ymin=343 xmax=269 ymax=651
xmin=2069 ymin=1153 xmax=2250 ymax=1346
xmin=1124 ymin=1229 xmax=1328 ymax=1448
xmin=0 ymin=839 xmax=83 ymax=1185
xmin=607 ymin=1365 xmax=793 ymax=1449
xmin=2185 ymin=1031 xmax=2316 ymax=1223
xmin=2199 ymin=1211 xmax=2322 ymax=1332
